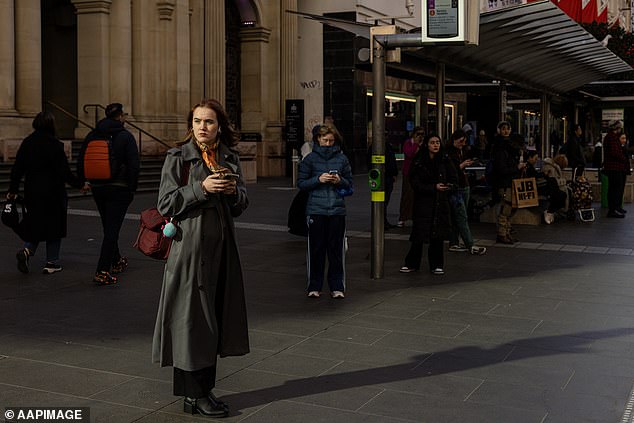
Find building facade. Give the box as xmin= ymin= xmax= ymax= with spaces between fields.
xmin=0 ymin=0 xmax=300 ymax=180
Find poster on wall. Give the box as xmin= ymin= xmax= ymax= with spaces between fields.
xmin=285 ymin=100 xmax=304 ymax=151
xmin=601 ymin=108 xmax=624 ymax=133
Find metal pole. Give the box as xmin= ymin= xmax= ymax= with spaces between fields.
xmin=541 ymin=93 xmax=550 ymax=158
xmin=499 ymin=81 xmax=507 ymax=123
xmin=371 ymin=37 xmax=385 ymax=279
xmin=435 ymin=63 xmax=445 ymax=141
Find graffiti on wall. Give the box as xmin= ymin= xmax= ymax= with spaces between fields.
xmin=300 ymin=80 xmax=321 ymax=89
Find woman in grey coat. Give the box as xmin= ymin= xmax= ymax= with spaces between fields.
xmin=152 ymin=99 xmax=249 ymax=418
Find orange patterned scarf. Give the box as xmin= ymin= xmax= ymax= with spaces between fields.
xmin=196 ymin=140 xmax=220 ymax=171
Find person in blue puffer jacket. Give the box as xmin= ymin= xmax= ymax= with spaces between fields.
xmin=297 ymin=125 xmax=353 ymax=299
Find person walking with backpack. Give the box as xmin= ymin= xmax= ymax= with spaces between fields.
xmin=7 ymin=111 xmax=81 ymax=274
xmin=77 ymin=103 xmax=139 ymax=285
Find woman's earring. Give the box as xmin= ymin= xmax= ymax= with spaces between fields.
xmin=218 ymin=128 xmax=222 ymax=135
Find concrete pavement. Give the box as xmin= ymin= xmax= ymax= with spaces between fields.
xmin=2 ymin=174 xmax=634 ymax=422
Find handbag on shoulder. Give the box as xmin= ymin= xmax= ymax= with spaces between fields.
xmin=134 ymin=161 xmax=190 ymax=260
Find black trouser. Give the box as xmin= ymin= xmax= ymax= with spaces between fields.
xmin=604 ymin=170 xmax=626 ymax=212
xmin=547 ymin=189 xmax=567 ymax=213
xmin=307 ymin=214 xmax=346 ymax=293
xmin=384 ymin=176 xmax=394 ymax=223
xmin=404 ymin=238 xmax=444 ymax=271
xmin=173 ymin=366 xmax=217 ymax=397
xmin=92 ymin=185 xmax=134 ymax=273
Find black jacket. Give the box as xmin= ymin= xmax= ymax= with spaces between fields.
xmin=9 ymin=130 xmax=80 ymax=241
xmin=490 ymin=136 xmax=521 ymax=189
xmin=409 ymin=150 xmax=457 ymax=243
xmin=78 ymin=118 xmax=140 ymax=191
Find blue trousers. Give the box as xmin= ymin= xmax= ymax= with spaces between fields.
xmin=306 ymin=215 xmax=346 ymax=293
xmin=24 ymin=239 xmax=61 ymax=263
xmin=449 ymin=187 xmax=474 ymax=248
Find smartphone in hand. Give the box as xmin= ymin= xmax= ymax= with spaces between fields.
xmin=223 ymin=173 xmax=240 ymax=180
xmin=328 ymin=170 xmax=339 ymax=175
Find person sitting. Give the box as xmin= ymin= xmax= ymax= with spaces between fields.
xmin=541 ymin=154 xmax=569 ymax=222
xmin=524 ymin=151 xmax=567 ymax=224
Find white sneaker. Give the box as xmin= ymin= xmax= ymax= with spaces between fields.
xmin=470 ymin=246 xmax=487 ymax=255
xmin=399 ymin=266 xmax=417 ymax=273
xmin=307 ymin=291 xmax=320 ymax=298
xmin=448 ymin=244 xmax=468 ymax=252
xmin=544 ymin=211 xmax=554 ymax=224
xmin=432 ymin=268 xmax=445 ymax=275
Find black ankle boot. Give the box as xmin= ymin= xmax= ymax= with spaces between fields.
xmin=208 ymin=390 xmax=228 ymax=409
xmin=184 ymin=396 xmax=229 ymax=418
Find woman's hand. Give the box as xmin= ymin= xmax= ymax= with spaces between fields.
xmin=202 ymin=174 xmax=237 ymax=195
xmin=319 ymin=173 xmax=339 ymax=184
xmin=460 ymin=159 xmax=474 ymax=169
xmin=6 ymin=192 xmax=16 ymax=200
xmin=436 ymin=183 xmax=450 ymax=191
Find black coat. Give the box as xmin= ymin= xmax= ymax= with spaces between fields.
xmin=9 ymin=130 xmax=80 ymax=241
xmin=409 ymin=150 xmax=457 ymax=243
xmin=491 ymin=137 xmax=521 ymax=189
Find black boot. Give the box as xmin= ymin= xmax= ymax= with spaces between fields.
xmin=184 ymin=396 xmax=229 ymax=418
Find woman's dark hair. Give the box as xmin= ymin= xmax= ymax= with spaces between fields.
xmin=451 ymin=129 xmax=466 ymax=141
xmin=525 ymin=150 xmax=538 ymax=160
xmin=178 ymin=99 xmax=239 ymax=147
xmin=411 ymin=126 xmax=425 ymax=137
xmin=32 ymin=111 xmax=56 ymax=136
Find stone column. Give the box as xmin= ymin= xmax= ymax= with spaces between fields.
xmin=203 ymin=1 xmax=226 ymax=104
xmin=189 ymin=0 xmax=204 ymax=103
xmin=72 ymin=0 xmax=112 ymax=136
xmin=15 ymin=0 xmax=41 ymax=114
xmin=0 ymin=0 xmax=15 ymax=112
xmin=240 ymin=27 xmax=271 ymax=133
xmin=280 ymin=0 xmax=297 ymax=111
xmin=132 ymin=0 xmax=158 ymax=118
xmin=205 ymin=0 xmax=225 ymax=104
xmin=157 ymin=1 xmax=175 ymax=114
xmin=174 ymin=0 xmax=190 ymax=116
xmin=109 ymin=0 xmax=132 ymax=113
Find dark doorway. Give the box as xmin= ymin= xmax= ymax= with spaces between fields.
xmin=41 ymin=0 xmax=77 ymax=139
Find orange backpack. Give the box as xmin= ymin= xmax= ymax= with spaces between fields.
xmin=83 ymin=138 xmax=113 ymax=180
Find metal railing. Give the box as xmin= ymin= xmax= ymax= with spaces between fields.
xmin=46 ymin=101 xmax=94 ymax=131
xmin=82 ymin=104 xmax=173 ymax=153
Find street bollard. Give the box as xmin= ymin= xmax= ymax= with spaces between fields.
xmin=292 ymin=152 xmax=300 ymax=188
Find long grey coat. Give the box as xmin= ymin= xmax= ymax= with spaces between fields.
xmin=152 ymin=141 xmax=249 ymax=372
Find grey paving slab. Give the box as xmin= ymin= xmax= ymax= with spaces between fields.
xmin=467 ymin=380 xmax=625 ymax=421
xmin=358 ymin=389 xmax=546 ymax=423
xmin=0 ymin=358 xmax=134 ymax=397
xmin=341 ymin=313 xmax=467 ymax=338
xmin=215 ymin=368 xmax=383 ymax=411
xmin=312 ymin=323 xmax=391 ymax=345
xmin=248 ymin=352 xmax=341 ymax=378
xmin=286 ymin=338 xmax=430 ymax=367
xmin=236 ymin=401 xmax=410 ymax=423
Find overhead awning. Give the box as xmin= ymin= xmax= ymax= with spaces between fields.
xmin=289 ymin=1 xmax=631 ymax=94
xmin=410 ymin=0 xmax=631 ymax=93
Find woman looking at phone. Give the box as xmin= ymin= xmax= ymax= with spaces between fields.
xmin=400 ymin=134 xmax=458 ymax=275
xmin=152 ymin=99 xmax=249 ymax=418
xmin=297 ymin=125 xmax=353 ymax=299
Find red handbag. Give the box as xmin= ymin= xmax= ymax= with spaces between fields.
xmin=134 ymin=161 xmax=189 ymax=260
xmin=134 ymin=208 xmax=173 ymax=260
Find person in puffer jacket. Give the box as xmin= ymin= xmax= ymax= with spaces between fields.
xmin=297 ymin=125 xmax=353 ymax=299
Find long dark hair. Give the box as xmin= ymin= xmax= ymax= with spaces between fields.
xmin=32 ymin=111 xmax=56 ymax=137
xmin=178 ymin=99 xmax=239 ymax=147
